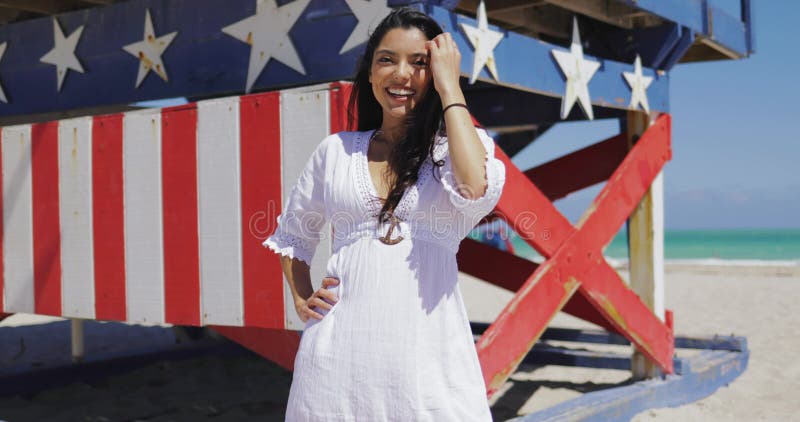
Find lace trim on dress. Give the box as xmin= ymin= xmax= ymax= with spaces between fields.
xmin=356 ymin=130 xmax=425 ymax=221
xmin=354 ymin=130 xmax=384 ymax=217
xmin=262 ymin=230 xmax=315 ymax=265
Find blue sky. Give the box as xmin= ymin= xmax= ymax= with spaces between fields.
xmin=512 ymin=1 xmax=799 ymax=230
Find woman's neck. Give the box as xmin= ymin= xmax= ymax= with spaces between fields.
xmin=378 ymin=112 xmax=409 ymax=144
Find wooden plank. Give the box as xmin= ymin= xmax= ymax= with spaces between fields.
xmin=626 ymin=110 xmax=665 ymax=379
xmin=524 ymin=133 xmax=628 ymax=201
xmin=459 ymin=239 xmax=616 ymax=331
xmin=457 ymin=238 xmax=539 ymax=292
xmin=494 ymin=148 xmax=575 ymax=258
xmin=31 ymin=121 xmax=62 ymax=316
xmin=196 ymin=98 xmax=244 ymax=326
xmin=240 ymin=92 xmax=284 ymax=329
xmin=574 ymin=114 xmax=672 ymax=246
xmin=480 ymin=115 xmax=673 ymax=394
xmin=279 ymin=85 xmax=331 ymax=331
xmin=91 ymin=114 xmax=126 ymax=321
xmin=477 ymin=259 xmax=581 ymax=395
xmin=542 ymin=0 xmax=639 ymax=29
xmin=122 ymin=110 xmax=165 ymax=325
xmin=0 ymin=0 xmax=67 ymax=15
xmin=58 ymin=117 xmax=95 ymax=319
xmin=0 ymin=1 xmax=669 ymax=118
xmin=518 ymin=347 xmax=749 ymax=422
xmin=161 ymin=104 xmax=201 ymax=326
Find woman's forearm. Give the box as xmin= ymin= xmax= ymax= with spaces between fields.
xmin=280 ymin=255 xmax=314 ymax=307
xmin=440 ymin=89 xmax=488 ymax=199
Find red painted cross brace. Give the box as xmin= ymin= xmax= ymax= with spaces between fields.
xmin=459 ymin=114 xmax=675 ymax=396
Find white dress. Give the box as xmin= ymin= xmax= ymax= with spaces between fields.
xmin=263 ymin=128 xmax=506 ymax=421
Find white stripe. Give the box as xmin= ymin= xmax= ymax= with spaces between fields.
xmin=123 ymin=111 xmax=165 ymax=325
xmin=58 ymin=118 xmax=96 ymax=319
xmin=280 ymin=85 xmax=331 ymax=330
xmin=197 ymin=98 xmax=243 ymax=326
xmin=1 ymin=125 xmax=35 ymax=313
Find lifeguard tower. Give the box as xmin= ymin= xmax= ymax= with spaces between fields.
xmin=0 ymin=0 xmax=753 ymax=419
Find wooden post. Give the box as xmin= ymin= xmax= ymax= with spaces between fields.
xmin=626 ymin=110 xmax=666 ymax=380
xmin=71 ymin=318 xmax=85 ymax=363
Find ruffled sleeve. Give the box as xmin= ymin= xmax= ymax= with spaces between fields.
xmin=262 ymin=138 xmax=330 ymax=265
xmin=439 ymin=128 xmax=506 ymax=222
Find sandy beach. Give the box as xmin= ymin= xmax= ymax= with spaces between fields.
xmin=1 ymin=263 xmax=797 ymax=421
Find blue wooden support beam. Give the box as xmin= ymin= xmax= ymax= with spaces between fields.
xmin=513 ymin=347 xmax=749 ymax=422
xmin=0 ymin=0 xmax=669 ymax=119
xmin=464 ymin=84 xmax=630 ymax=129
xmin=617 ymin=0 xmax=753 ymax=59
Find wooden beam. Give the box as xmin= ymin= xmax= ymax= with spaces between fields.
xmin=524 ymin=133 xmax=629 ymax=201
xmin=626 ymin=110 xmax=666 ymax=380
xmin=457 ymin=0 xmax=571 ymax=39
xmin=494 ymin=5 xmax=571 ymax=39
xmin=542 ymin=0 xmax=638 ymax=29
xmin=457 ymin=238 xmax=539 ymax=293
xmin=0 ymin=8 xmax=21 ymax=24
xmin=477 ymin=118 xmax=674 ymax=395
xmin=78 ymin=0 xmax=114 ymax=5
xmin=0 ymin=0 xmax=69 ymax=15
xmin=456 ymin=0 xmax=543 ymax=15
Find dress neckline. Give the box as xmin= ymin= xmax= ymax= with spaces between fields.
xmin=355 ymin=129 xmax=397 ymax=218
xmin=354 ymin=130 xmax=449 ymax=221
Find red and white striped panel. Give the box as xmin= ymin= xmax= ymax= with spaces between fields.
xmin=0 ymin=82 xmax=352 ymax=330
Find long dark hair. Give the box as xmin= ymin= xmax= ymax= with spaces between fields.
xmin=347 ymin=7 xmax=446 ymax=224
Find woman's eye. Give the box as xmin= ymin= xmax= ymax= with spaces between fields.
xmin=414 ymin=60 xmax=428 ymax=67
xmin=378 ymin=57 xmax=392 ymax=63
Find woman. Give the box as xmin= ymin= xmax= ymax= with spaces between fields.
xmin=264 ymin=7 xmax=505 ymax=421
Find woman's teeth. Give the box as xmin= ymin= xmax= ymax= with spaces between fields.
xmin=387 ymin=88 xmax=414 ymax=98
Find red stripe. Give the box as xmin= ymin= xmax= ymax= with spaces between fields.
xmin=240 ymin=92 xmax=283 ymax=328
xmin=329 ymin=82 xmax=353 ymax=133
xmin=92 ymin=114 xmax=127 ymax=321
xmin=0 ymin=129 xmax=4 ymax=314
xmin=161 ymin=104 xmax=201 ymax=326
xmin=31 ymin=122 xmax=62 ymax=316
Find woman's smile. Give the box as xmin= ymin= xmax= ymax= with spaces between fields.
xmin=385 ymin=86 xmax=416 ymax=102
xmin=368 ymin=27 xmax=433 ymax=129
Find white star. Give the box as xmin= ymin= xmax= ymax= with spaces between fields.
xmin=223 ymin=0 xmax=311 ymax=93
xmin=340 ymin=0 xmax=392 ymax=55
xmin=0 ymin=42 xmax=7 ymax=103
xmin=122 ymin=9 xmax=178 ymax=88
xmin=40 ymin=18 xmax=85 ymax=92
xmin=623 ymin=55 xmax=654 ymax=113
xmin=551 ymin=17 xmax=601 ymax=120
xmin=459 ymin=0 xmax=503 ymax=84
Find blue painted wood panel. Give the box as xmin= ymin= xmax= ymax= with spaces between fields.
xmin=0 ymin=0 xmax=753 ymax=118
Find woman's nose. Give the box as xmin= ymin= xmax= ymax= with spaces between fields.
xmin=393 ymin=62 xmax=412 ymax=80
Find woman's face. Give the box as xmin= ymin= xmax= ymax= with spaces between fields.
xmin=369 ymin=27 xmax=433 ymax=127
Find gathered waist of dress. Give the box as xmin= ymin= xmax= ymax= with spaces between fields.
xmin=331 ymin=219 xmax=459 ymax=254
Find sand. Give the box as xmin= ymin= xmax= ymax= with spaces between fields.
xmin=1 ymin=263 xmax=797 ymax=421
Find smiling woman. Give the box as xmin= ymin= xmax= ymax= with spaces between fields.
xmin=262 ymin=7 xmax=505 ymax=421
xmin=368 ymin=28 xmax=432 ymax=125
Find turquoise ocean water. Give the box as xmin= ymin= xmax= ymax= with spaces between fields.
xmin=496 ymin=228 xmax=800 ymax=265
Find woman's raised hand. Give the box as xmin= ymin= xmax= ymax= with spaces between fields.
xmin=426 ymin=32 xmax=462 ymax=99
xmin=295 ymin=277 xmax=340 ymax=322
